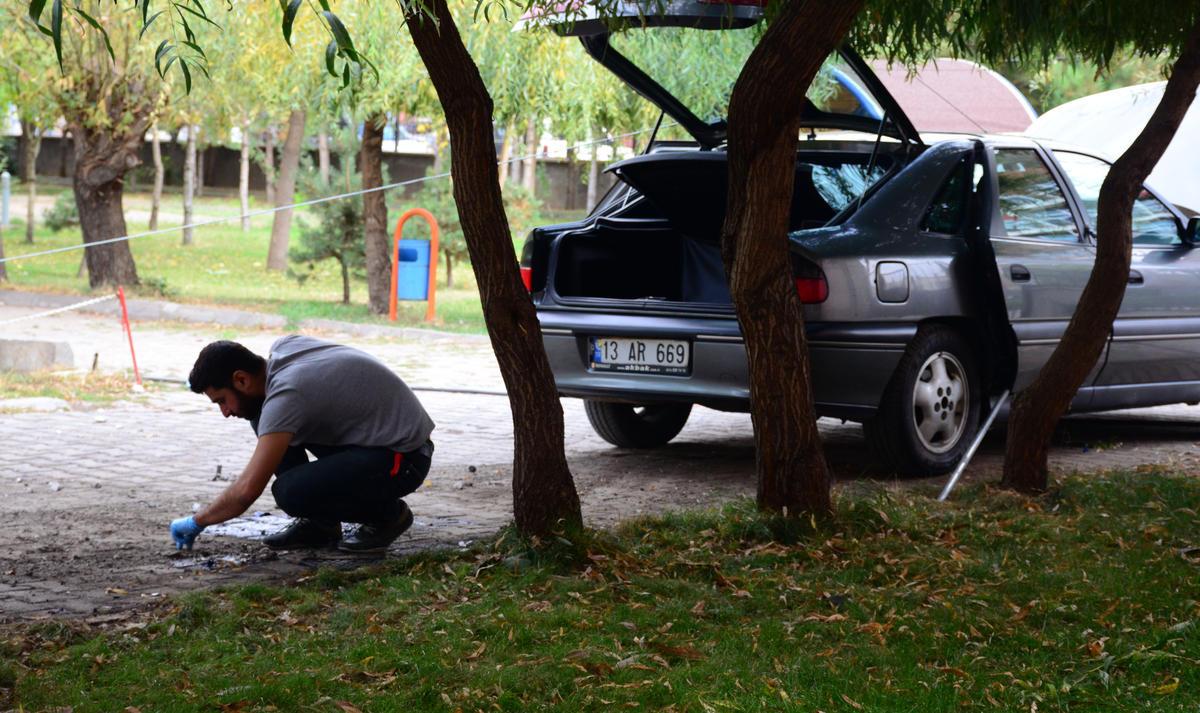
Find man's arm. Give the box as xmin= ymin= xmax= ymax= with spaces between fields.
xmin=194 ymin=432 xmax=293 ymax=527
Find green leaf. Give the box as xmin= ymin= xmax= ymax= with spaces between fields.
xmin=50 ymin=0 xmax=62 ymax=71
xmin=281 ymin=0 xmax=302 ymax=46
xmin=342 ymin=61 xmax=350 ymax=88
xmin=180 ymin=57 xmax=192 ymax=94
xmin=28 ymin=0 xmax=47 ymax=24
xmin=69 ymin=6 xmax=115 ymax=62
xmin=154 ymin=39 xmax=173 ymax=77
xmin=321 ymin=11 xmax=353 ymax=51
xmin=174 ymin=6 xmax=196 ymax=44
xmin=182 ymin=40 xmax=206 ymax=60
xmin=324 ymin=40 xmax=338 ymax=77
xmin=174 ymin=2 xmax=219 ymax=28
xmin=138 ymin=9 xmax=165 ymax=39
xmin=139 ymin=10 xmax=165 ymax=40
xmin=316 ymin=0 xmax=331 ymax=11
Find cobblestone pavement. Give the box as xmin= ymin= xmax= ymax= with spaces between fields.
xmin=3 ymin=301 xmax=1200 ymax=622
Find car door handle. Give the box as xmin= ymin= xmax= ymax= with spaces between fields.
xmin=1010 ymin=265 xmax=1032 ymax=282
xmin=1128 ymin=270 xmax=1144 ymax=285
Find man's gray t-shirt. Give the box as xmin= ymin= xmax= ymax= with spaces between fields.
xmin=255 ymin=335 xmax=434 ymax=452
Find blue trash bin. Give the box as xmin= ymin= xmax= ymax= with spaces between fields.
xmin=396 ymin=239 xmax=431 ymax=300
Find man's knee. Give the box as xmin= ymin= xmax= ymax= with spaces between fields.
xmin=271 ymin=476 xmax=302 ymax=516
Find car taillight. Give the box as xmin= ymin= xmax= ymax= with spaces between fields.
xmin=520 ymin=266 xmax=533 ymax=292
xmin=795 ymin=276 xmax=828 ymax=303
xmin=793 ymin=257 xmax=827 ymax=304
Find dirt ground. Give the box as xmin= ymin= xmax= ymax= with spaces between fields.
xmin=3 ymin=297 xmax=1200 ymax=625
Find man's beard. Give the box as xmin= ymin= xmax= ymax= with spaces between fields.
xmin=236 ymin=389 xmax=265 ymax=420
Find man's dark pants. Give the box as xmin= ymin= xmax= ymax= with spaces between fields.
xmin=270 ymin=441 xmax=433 ymax=525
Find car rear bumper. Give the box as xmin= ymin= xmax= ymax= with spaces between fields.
xmin=537 ymin=309 xmax=915 ymax=420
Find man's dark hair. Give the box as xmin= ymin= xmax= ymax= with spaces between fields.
xmin=188 ymin=341 xmax=266 ymax=394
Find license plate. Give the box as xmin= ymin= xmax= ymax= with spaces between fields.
xmin=589 ymin=336 xmax=691 ymax=375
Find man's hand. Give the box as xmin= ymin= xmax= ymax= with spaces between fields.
xmin=170 ymin=516 xmax=206 ymax=550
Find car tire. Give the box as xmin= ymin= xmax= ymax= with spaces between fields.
xmin=864 ymin=326 xmax=982 ymax=476
xmin=584 ymin=401 xmax=693 ymax=448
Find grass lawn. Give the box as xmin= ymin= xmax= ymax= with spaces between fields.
xmin=1 ymin=186 xmax=583 ymax=334
xmin=0 ymin=370 xmax=154 ymax=406
xmin=6 ymin=470 xmax=1200 ymax=711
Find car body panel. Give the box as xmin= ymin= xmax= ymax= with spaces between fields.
xmin=526 ymin=24 xmax=1200 ymax=426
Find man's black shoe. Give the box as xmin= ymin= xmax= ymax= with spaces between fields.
xmin=338 ymin=502 xmax=414 ymax=554
xmin=262 ymin=518 xmax=341 ymax=550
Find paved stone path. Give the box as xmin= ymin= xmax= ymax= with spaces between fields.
xmin=3 ymin=297 xmax=1200 ymax=622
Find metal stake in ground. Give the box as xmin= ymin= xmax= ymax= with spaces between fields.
xmin=938 ymin=390 xmax=1010 ymax=502
xmin=116 ymin=286 xmax=143 ymax=387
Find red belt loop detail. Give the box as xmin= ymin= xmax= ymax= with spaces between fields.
xmin=391 ymin=452 xmax=404 ymax=476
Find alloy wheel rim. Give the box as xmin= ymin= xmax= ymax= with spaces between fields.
xmin=911 ymin=351 xmax=969 ymax=455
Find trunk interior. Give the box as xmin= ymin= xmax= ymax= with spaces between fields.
xmin=553 ymin=223 xmax=732 ymax=305
xmin=550 ymin=151 xmax=887 ymax=306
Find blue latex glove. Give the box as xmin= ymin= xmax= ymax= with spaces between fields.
xmin=170 ymin=516 xmax=206 ymax=550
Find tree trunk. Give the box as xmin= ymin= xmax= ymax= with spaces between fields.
xmin=566 ymin=145 xmax=578 ymax=208
xmin=719 ymin=0 xmax=863 ymax=518
xmin=264 ymin=127 xmax=277 ymax=205
xmin=58 ymin=133 xmax=69 ymax=178
xmin=586 ymin=128 xmax=599 ymax=211
xmin=1002 ymin=21 xmax=1200 ymax=494
xmin=341 ymin=258 xmax=351 ymax=304
xmin=149 ymin=124 xmax=163 ymax=231
xmin=523 ymin=117 xmax=537 ymax=194
xmin=267 ymin=109 xmax=307 ymax=271
xmin=71 ymin=126 xmax=142 ymax=288
xmin=445 ymin=249 xmax=453 ymax=289
xmin=497 ymin=120 xmax=514 ymax=186
xmin=407 ymin=0 xmax=581 ymax=537
xmin=362 ymin=114 xmax=391 ymax=315
xmin=195 ymin=144 xmax=205 ymax=199
xmin=182 ymin=125 xmax=196 ymax=246
xmin=239 ymin=120 xmax=251 ymax=232
xmin=19 ymin=119 xmax=40 ymax=244
xmin=318 ymin=130 xmax=331 ymax=186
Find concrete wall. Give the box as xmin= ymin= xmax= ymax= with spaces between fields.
xmin=24 ymin=136 xmax=615 ymax=214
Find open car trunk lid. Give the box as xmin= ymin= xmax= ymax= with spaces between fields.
xmin=530 ymin=0 xmax=922 ymax=148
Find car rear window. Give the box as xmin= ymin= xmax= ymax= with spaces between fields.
xmin=922 ymin=162 xmax=969 ymax=234
xmin=810 ymin=163 xmax=888 ymax=212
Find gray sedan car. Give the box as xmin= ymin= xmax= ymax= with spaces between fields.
xmin=521 ymin=8 xmax=1200 ymax=475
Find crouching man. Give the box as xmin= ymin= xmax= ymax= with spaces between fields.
xmin=169 ymin=335 xmax=435 ymax=553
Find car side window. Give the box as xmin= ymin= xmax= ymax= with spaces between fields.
xmin=992 ymin=148 xmax=1079 ymax=242
xmin=922 ymin=162 xmax=968 ymax=234
xmin=1052 ymin=150 xmax=1181 ymax=247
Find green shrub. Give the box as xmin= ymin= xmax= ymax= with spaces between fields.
xmin=43 ymin=191 xmax=80 ymax=233
xmin=289 ymin=166 xmax=365 ymax=304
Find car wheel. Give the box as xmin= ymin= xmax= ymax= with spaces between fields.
xmin=584 ymin=401 xmax=693 ymax=448
xmin=864 ymin=326 xmax=981 ymax=476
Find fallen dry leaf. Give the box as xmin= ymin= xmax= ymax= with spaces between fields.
xmin=650 ymin=643 xmax=705 ymax=661
xmin=1152 ymin=678 xmax=1180 ymax=696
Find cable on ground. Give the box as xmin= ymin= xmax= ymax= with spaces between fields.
xmin=0 ymin=293 xmax=117 ymax=327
